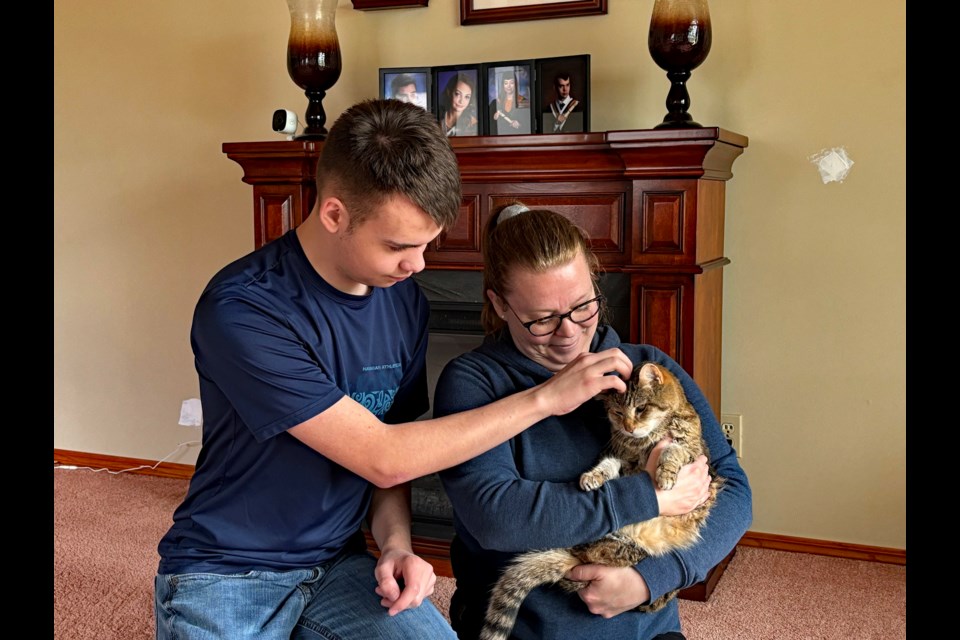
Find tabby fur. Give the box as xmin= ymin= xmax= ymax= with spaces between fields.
xmin=478 ymin=362 xmax=724 ymax=640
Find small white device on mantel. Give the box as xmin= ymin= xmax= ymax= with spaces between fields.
xmin=272 ymin=109 xmax=300 ymax=140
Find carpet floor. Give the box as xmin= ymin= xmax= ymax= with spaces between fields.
xmin=53 ymin=468 xmax=905 ymax=639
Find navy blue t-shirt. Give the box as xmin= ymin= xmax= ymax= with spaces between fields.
xmin=157 ymin=230 xmax=430 ymax=574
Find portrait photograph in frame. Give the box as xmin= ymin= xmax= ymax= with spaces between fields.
xmin=380 ymin=67 xmax=432 ymax=112
xmin=481 ymin=60 xmax=535 ymax=136
xmin=536 ymin=54 xmax=590 ymax=134
xmin=432 ymin=64 xmax=482 ymax=138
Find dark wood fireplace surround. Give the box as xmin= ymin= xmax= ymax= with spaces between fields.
xmin=223 ymin=127 xmax=748 ymax=601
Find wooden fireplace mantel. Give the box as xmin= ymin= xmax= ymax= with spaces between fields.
xmin=223 ymin=127 xmax=748 ymax=601
xmin=224 ymin=127 xmax=747 ymax=417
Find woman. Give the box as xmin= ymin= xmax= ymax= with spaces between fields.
xmin=489 ymin=71 xmax=531 ymax=135
xmin=434 ymin=204 xmax=753 ymax=640
xmin=439 ymin=72 xmax=479 ymax=137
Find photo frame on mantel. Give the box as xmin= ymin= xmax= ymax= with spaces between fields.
xmin=461 ymin=0 xmax=607 ymax=25
xmin=536 ymin=54 xmax=590 ymax=134
xmin=481 ymin=60 xmax=535 ymax=135
xmin=380 ymin=67 xmax=432 ymax=112
xmin=433 ymin=64 xmax=483 ymax=138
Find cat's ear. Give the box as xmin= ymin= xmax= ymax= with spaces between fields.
xmin=637 ymin=362 xmax=663 ymax=387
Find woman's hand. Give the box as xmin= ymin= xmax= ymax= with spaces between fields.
xmin=649 ymin=441 xmax=711 ymax=516
xmin=565 ymin=564 xmax=650 ymax=618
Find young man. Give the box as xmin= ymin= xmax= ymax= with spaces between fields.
xmin=154 ymin=99 xmax=634 ymax=639
xmin=390 ymin=73 xmax=421 ymax=107
xmin=546 ymin=72 xmax=582 ymax=133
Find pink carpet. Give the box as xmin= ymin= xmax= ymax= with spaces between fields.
xmin=54 ymin=468 xmax=905 ymax=639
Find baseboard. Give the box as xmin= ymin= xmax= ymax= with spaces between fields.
xmin=737 ymin=531 xmax=905 ymax=565
xmin=53 ymin=448 xmax=907 ymax=567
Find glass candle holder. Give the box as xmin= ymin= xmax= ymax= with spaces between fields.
xmin=648 ymin=0 xmax=712 ymax=129
xmin=286 ymin=0 xmax=342 ymax=139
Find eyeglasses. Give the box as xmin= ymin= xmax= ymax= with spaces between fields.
xmin=505 ymin=294 xmax=605 ymax=337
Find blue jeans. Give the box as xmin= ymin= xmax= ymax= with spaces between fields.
xmin=155 ymin=548 xmax=456 ymax=639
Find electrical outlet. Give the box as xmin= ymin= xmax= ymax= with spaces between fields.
xmin=720 ymin=413 xmax=743 ymax=458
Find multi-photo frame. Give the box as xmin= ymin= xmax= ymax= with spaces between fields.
xmin=378 ymin=54 xmax=590 ymax=137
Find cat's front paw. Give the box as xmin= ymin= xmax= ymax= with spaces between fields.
xmin=580 ymin=471 xmax=606 ymax=491
xmin=655 ymin=452 xmax=684 ymax=490
xmin=656 ymin=468 xmax=679 ymax=491
xmin=580 ymin=457 xmax=621 ymax=491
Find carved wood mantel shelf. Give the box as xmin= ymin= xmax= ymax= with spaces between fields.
xmin=224 ymin=127 xmax=747 ymax=416
xmin=224 ymin=127 xmax=748 ymax=601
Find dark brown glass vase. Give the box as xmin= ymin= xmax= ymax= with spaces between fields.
xmin=286 ymin=0 xmax=342 ymax=140
xmin=648 ymin=0 xmax=711 ymax=129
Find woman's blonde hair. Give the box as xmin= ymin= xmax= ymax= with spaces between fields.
xmin=481 ymin=203 xmax=602 ymax=334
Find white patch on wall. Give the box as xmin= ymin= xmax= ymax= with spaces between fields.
xmin=808 ymin=146 xmax=855 ymax=184
xmin=179 ymin=398 xmax=203 ymax=427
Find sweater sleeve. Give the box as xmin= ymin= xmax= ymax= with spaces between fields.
xmin=434 ymin=343 xmax=753 ymax=605
xmin=631 ymin=348 xmax=754 ymax=602
xmin=435 ymin=352 xmax=662 ymax=552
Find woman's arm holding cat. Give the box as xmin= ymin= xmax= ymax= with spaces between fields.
xmin=435 ymin=354 xmax=658 ymax=551
xmin=568 ymin=347 xmax=753 ymax=614
xmin=566 ymin=437 xmax=706 ymax=618
xmin=631 ymin=443 xmax=752 ymax=604
xmin=436 ymin=352 xmax=707 ymax=552
xmin=625 ymin=347 xmax=754 ymax=604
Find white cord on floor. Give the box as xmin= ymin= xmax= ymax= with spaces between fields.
xmin=53 ymin=440 xmax=200 ymax=474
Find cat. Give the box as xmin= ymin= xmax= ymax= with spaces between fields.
xmin=478 ymin=362 xmax=724 ymax=640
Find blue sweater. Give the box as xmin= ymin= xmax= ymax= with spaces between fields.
xmin=434 ymin=325 xmax=752 ymax=639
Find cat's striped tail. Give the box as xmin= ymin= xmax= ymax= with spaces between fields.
xmin=479 ymin=548 xmax=581 ymax=640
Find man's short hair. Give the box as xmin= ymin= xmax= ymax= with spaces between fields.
xmin=391 ymin=74 xmax=417 ymax=95
xmin=554 ymin=72 xmax=572 ymax=87
xmin=317 ymin=99 xmax=461 ymax=231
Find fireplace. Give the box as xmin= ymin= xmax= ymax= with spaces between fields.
xmin=410 ymin=269 xmax=484 ymax=539
xmin=413 ymin=330 xmax=484 ymax=540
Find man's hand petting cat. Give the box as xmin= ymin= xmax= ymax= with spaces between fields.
xmin=537 ymin=348 xmax=634 ymax=416
xmin=654 ymin=454 xmax=711 ymax=516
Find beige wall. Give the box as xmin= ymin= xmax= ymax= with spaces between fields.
xmin=54 ymin=1 xmax=906 ymax=550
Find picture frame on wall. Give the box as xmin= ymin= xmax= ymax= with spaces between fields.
xmin=379 ymin=67 xmax=432 ymax=112
xmin=433 ymin=64 xmax=482 ymax=138
xmin=536 ymin=54 xmax=590 ymax=134
xmin=461 ymin=0 xmax=607 ymax=25
xmin=353 ymin=0 xmax=429 ymax=10
xmin=481 ymin=60 xmax=535 ymax=135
